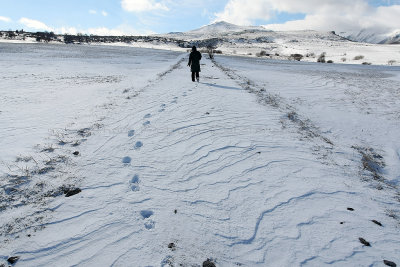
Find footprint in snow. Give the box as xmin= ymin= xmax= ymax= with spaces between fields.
xmin=159 ymin=104 xmax=166 ymax=112
xmin=131 ymin=174 xmax=139 ymax=184
xmin=140 ymin=210 xmax=155 ymax=229
xmin=130 ymin=174 xmax=140 ymax=191
xmin=143 ymin=113 xmax=152 ymax=119
xmin=140 ymin=210 xmax=153 ymax=219
xmin=122 ymin=156 xmax=131 ymax=164
xmin=134 ymin=141 xmax=143 ymax=149
xmin=128 ymin=130 xmax=135 ymax=137
xmin=144 ymin=220 xmax=155 ymax=229
xmin=171 ymin=96 xmax=178 ymax=104
xmin=143 ymin=121 xmax=151 ymax=126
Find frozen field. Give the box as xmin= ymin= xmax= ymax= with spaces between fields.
xmin=0 ymin=43 xmax=399 ymax=266
xmin=0 ymin=43 xmax=183 ymax=169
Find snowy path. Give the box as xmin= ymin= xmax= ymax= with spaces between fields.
xmin=1 ymin=51 xmax=399 ymax=266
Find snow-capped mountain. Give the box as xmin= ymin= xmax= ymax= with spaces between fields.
xmin=188 ymin=21 xmax=265 ymax=35
xmin=339 ymin=29 xmax=400 ymax=44
xmin=175 ymin=21 xmax=400 ymax=45
xmin=380 ymin=31 xmax=400 ymax=44
xmin=162 ymin=21 xmax=344 ymax=43
xmin=163 ymin=21 xmax=267 ymax=40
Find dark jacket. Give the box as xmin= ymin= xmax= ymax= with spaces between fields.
xmin=188 ymin=51 xmax=202 ymax=72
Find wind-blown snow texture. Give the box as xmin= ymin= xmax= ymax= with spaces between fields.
xmin=0 ymin=43 xmax=399 ymax=266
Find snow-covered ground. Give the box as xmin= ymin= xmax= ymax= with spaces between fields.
xmin=2 ymin=21 xmax=400 ymax=66
xmin=0 ymin=43 xmax=182 ymax=168
xmin=0 ymin=43 xmax=399 ymax=266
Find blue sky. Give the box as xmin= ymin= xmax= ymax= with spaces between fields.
xmin=0 ymin=0 xmax=399 ymax=35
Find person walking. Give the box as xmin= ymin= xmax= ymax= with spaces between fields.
xmin=188 ymin=46 xmax=202 ymax=82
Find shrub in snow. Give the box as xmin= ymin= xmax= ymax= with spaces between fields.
xmin=354 ymin=55 xmax=364 ymax=60
xmin=289 ymin=54 xmax=303 ymax=61
xmin=388 ymin=60 xmax=396 ymax=65
xmin=305 ymin=52 xmax=315 ymax=58
xmin=206 ymin=44 xmax=216 ymax=59
xmin=341 ymin=57 xmax=347 ymax=62
xmin=327 ymin=60 xmax=334 ymax=63
xmin=317 ymin=52 xmax=326 ymax=63
xmin=362 ymin=62 xmax=372 ymax=65
xmin=256 ymin=50 xmax=267 ymax=57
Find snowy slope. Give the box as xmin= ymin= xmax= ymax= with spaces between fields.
xmin=160 ymin=22 xmax=400 ymax=66
xmin=163 ymin=21 xmax=340 ymax=42
xmin=339 ymin=29 xmax=400 ymax=44
xmin=381 ymin=31 xmax=400 ymax=44
xmin=0 ymin=44 xmax=400 ymax=266
xmin=187 ymin=21 xmax=266 ymax=36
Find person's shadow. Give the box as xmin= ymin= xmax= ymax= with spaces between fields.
xmin=200 ymin=82 xmax=242 ymax=91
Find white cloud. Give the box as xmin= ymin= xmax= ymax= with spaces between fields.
xmin=214 ymin=0 xmax=400 ymax=34
xmin=59 ymin=27 xmax=79 ymax=35
xmin=56 ymin=24 xmax=153 ymax=36
xmin=0 ymin=16 xmax=11 ymax=22
xmin=19 ymin=17 xmax=53 ymax=31
xmin=214 ymin=0 xmax=274 ymax=25
xmin=121 ymin=0 xmax=169 ymax=12
xmin=87 ymin=25 xmax=154 ymax=36
xmin=89 ymin=10 xmax=108 ymax=17
xmin=88 ymin=27 xmax=126 ymax=36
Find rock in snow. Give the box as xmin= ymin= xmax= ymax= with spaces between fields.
xmin=64 ymin=188 xmax=82 ymax=197
xmin=7 ymin=256 xmax=20 ymax=264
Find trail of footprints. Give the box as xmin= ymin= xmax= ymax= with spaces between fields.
xmin=121 ymin=95 xmax=180 ymax=231
xmin=120 ymin=90 xmax=398 ymax=266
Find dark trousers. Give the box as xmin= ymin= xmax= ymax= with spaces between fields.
xmin=191 ymin=71 xmax=199 ymax=82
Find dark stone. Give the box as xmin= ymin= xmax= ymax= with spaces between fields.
xmin=340 ymin=222 xmax=344 ymax=224
xmin=7 ymin=256 xmax=20 ymax=264
xmin=174 ymin=209 xmax=177 ymax=214
xmin=73 ymin=151 xmax=79 ymax=156
xmin=359 ymin=237 xmax=371 ymax=247
xmin=203 ymin=259 xmax=216 ymax=267
xmin=168 ymin=243 xmax=176 ymax=251
xmin=347 ymin=207 xmax=354 ymax=211
xmin=384 ymin=260 xmax=397 ymax=267
xmin=64 ymin=188 xmax=81 ymax=197
xmin=205 ymin=112 xmax=210 ymax=115
xmin=372 ymin=220 xmax=383 ymax=226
